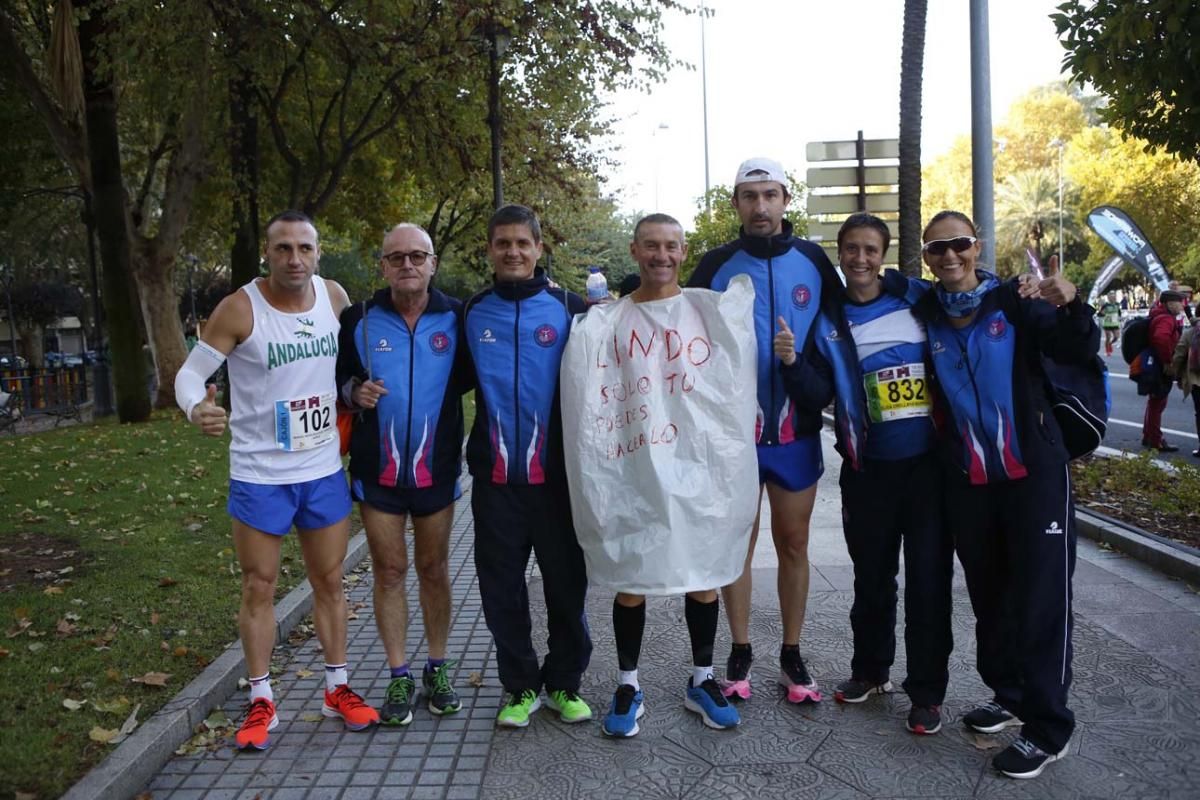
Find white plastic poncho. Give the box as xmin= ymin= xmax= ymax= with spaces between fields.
xmin=561 ymin=275 xmax=758 ymax=595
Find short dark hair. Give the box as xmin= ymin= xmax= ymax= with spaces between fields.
xmin=633 ymin=213 xmax=683 ymax=241
xmin=487 ymin=204 xmax=541 ymax=243
xmin=837 ymin=213 xmax=891 ymax=253
xmin=923 ymin=209 xmax=978 ymax=239
xmin=265 ymin=209 xmax=316 ymax=236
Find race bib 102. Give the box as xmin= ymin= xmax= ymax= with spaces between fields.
xmin=274 ymin=391 xmax=336 ymax=451
xmin=864 ymin=363 xmax=930 ymax=423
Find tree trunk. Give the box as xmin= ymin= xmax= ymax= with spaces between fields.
xmin=132 ymin=245 xmax=187 ymax=409
xmin=898 ymin=0 xmax=928 ymax=276
xmin=228 ymin=66 xmax=261 ymax=290
xmin=77 ymin=0 xmax=150 ymax=422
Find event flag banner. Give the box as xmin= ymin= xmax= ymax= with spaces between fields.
xmin=1086 ymin=206 xmax=1171 ymax=291
xmin=560 ymin=275 xmax=758 ymax=595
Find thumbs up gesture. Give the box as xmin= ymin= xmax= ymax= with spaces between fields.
xmin=191 ymin=384 xmax=228 ymax=437
xmin=774 ymin=315 xmax=797 ymax=366
xmin=1018 ymin=253 xmax=1077 ymax=306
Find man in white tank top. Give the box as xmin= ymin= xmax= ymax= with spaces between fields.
xmin=175 ymin=211 xmax=379 ymax=750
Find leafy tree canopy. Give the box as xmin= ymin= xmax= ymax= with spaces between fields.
xmin=1053 ymin=0 xmax=1200 ymax=162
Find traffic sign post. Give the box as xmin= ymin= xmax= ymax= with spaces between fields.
xmin=805 ymin=130 xmax=900 ymax=264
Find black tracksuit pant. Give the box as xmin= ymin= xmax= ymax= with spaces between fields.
xmin=472 ymin=480 xmax=592 ymax=694
xmin=840 ymin=451 xmax=954 ymax=706
xmin=944 ymin=463 xmax=1076 ymax=754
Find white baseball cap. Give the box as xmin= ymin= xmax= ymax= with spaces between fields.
xmin=733 ymin=157 xmax=787 ymax=190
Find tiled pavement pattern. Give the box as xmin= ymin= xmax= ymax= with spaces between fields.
xmin=143 ymin=436 xmax=1200 ymax=799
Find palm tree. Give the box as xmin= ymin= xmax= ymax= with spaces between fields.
xmin=898 ymin=0 xmax=928 ymax=276
xmin=993 ymin=168 xmax=1080 ymax=275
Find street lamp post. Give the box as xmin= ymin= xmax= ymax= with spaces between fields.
xmin=1050 ymin=138 xmax=1065 ymax=271
xmin=484 ymin=21 xmax=511 ymax=211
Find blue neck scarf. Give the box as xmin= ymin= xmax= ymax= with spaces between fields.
xmin=936 ymin=270 xmax=1000 ymax=318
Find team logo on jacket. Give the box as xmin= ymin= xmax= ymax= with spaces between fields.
xmin=985 ymin=318 xmax=1008 ymax=341
xmin=792 ymin=284 xmax=812 ymax=309
xmin=931 ymin=339 xmax=945 ymax=355
xmin=294 ymin=317 xmax=315 ymax=339
xmin=429 ymin=331 xmax=451 ymax=354
xmin=374 ymin=337 xmax=392 ymax=353
xmin=1044 ymin=521 xmax=1063 ymax=535
xmin=534 ymin=324 xmax=558 ymax=347
xmin=479 ymin=328 xmax=497 ymax=344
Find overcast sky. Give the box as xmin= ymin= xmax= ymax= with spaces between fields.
xmin=599 ymin=0 xmax=1069 ymax=230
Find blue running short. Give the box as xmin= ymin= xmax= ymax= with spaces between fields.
xmin=228 ymin=471 xmax=352 ymax=535
xmin=757 ymin=434 xmax=823 ymax=492
xmin=352 ymin=478 xmax=461 ymax=518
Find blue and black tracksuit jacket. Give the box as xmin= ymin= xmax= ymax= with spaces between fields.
xmin=336 ymin=287 xmax=467 ymax=489
xmin=911 ymin=282 xmax=1098 ymax=485
xmin=687 ymin=219 xmax=841 ymax=445
xmin=462 ymin=268 xmax=585 ymax=486
xmin=786 ymin=270 xmax=935 ymax=471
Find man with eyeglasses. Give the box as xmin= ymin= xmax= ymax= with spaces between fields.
xmin=336 ymin=223 xmax=469 ymax=726
xmin=462 ymin=204 xmax=594 ymax=728
xmin=688 ymin=158 xmax=840 ymax=705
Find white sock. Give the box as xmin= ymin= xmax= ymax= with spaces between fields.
xmin=618 ymin=669 xmax=640 ymax=691
xmin=693 ymin=665 xmax=714 ymax=686
xmin=249 ymin=673 xmax=273 ymax=703
xmin=325 ymin=663 xmax=348 ymax=691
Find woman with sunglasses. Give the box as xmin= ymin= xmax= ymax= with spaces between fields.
xmin=912 ymin=210 xmax=1098 ymax=780
xmin=783 ymin=213 xmax=954 ymax=737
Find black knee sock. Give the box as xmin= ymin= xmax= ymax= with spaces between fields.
xmin=684 ymin=595 xmax=719 ymax=667
xmin=613 ymin=598 xmax=646 ymax=672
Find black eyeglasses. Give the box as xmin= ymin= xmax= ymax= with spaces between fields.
xmin=383 ymin=250 xmax=434 ymax=267
xmin=922 ymin=236 xmax=977 ymax=256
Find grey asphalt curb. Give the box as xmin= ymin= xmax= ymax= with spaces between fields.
xmin=61 ymin=531 xmax=371 ymax=800
xmin=1076 ymin=508 xmax=1200 ymax=585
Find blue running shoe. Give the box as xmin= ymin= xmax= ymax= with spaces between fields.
xmin=601 ymin=684 xmax=644 ymax=738
xmin=684 ymin=677 xmax=740 ymax=729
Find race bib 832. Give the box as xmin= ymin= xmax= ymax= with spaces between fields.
xmin=863 ymin=363 xmax=930 ymax=423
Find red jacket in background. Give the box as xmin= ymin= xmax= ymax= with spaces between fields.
xmin=1148 ymin=302 xmax=1183 ymax=363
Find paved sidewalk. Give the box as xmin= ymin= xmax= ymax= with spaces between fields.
xmin=142 ymin=435 xmax=1200 ymax=799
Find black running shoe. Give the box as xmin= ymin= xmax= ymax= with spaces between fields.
xmin=993 ymin=736 xmax=1065 ymax=779
xmin=721 ymin=644 xmax=753 ymax=700
xmin=834 ymin=677 xmax=893 ymax=704
xmin=906 ymin=704 xmax=942 ymax=735
xmin=963 ymin=700 xmax=1022 ymax=733
xmin=779 ymin=648 xmax=821 ymax=703
xmin=380 ymin=675 xmax=415 ymax=726
xmin=423 ymin=660 xmax=462 ymax=715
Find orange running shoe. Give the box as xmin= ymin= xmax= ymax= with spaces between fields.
xmin=236 ymin=698 xmax=278 ymax=750
xmin=322 ymin=684 xmax=380 ymax=730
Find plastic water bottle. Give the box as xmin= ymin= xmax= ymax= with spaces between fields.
xmin=586 ymin=266 xmax=608 ymax=303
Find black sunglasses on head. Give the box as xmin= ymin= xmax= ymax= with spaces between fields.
xmin=922 ymin=236 xmax=977 ymax=256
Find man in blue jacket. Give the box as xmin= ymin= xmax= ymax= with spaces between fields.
xmin=688 ymin=158 xmax=841 ymax=703
xmin=337 ymin=223 xmax=468 ymax=727
xmin=463 ymin=204 xmax=593 ymax=727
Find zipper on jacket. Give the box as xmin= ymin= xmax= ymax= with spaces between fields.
xmin=956 ymin=337 xmax=987 ymax=456
xmin=403 ymin=317 xmax=417 ymax=487
xmin=766 ymin=251 xmax=777 ymax=445
xmin=513 ymin=297 xmax=522 ymax=476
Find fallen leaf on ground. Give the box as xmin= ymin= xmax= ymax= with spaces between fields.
xmin=150 ymin=612 xmax=160 ymax=625
xmin=94 ymin=696 xmax=131 ymax=714
xmin=296 ymin=669 xmax=313 ymax=679
xmin=6 ymin=618 xmax=32 ymax=638
xmin=173 ymin=646 xmax=189 ymax=657
xmin=131 ymin=671 xmax=170 ymax=687
xmin=63 ymin=698 xmax=87 ymax=711
xmin=0 ymin=647 xmax=8 ymax=658
xmin=467 ymin=671 xmax=484 ymax=688
xmin=89 ymin=726 xmax=120 ymax=743
xmin=43 ymin=586 xmax=64 ymax=595
xmin=300 ymin=712 xmax=323 ymax=722
xmin=961 ymin=729 xmax=1003 ymax=750
xmin=109 ymin=704 xmax=141 ymax=744
xmin=158 ymin=577 xmax=177 ymax=587
xmin=56 ymin=619 xmax=77 ymax=636
xmin=203 ymin=709 xmax=231 ymax=731
xmin=28 ymin=642 xmax=45 ymax=653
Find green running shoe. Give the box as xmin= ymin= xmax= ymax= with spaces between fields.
xmin=545 ymin=688 xmax=593 ymax=723
xmin=380 ymin=675 xmax=415 ymax=727
xmin=423 ymin=660 xmax=462 ymax=715
xmin=497 ymin=689 xmax=542 ymax=728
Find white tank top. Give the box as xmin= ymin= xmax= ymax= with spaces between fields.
xmin=227 ymin=276 xmax=343 ymax=484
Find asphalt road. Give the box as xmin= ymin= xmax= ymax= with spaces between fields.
xmin=1099 ymin=347 xmax=1199 ymax=464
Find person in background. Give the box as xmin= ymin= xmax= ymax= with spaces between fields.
xmin=1142 ymin=290 xmax=1185 ymax=452
xmin=1097 ymin=292 xmax=1121 ymax=357
xmin=1171 ymin=308 xmax=1200 ymax=459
